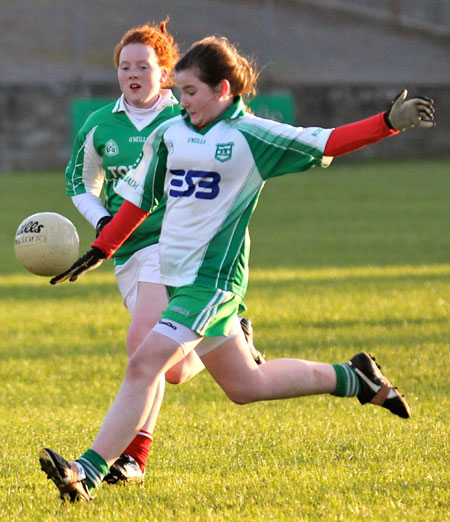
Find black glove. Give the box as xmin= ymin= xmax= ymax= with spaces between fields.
xmin=95 ymin=215 xmax=113 ymax=237
xmin=384 ymin=89 xmax=435 ymax=130
xmin=50 ymin=247 xmax=106 ymax=285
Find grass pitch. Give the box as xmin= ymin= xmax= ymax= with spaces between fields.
xmin=0 ymin=159 xmax=449 ymax=521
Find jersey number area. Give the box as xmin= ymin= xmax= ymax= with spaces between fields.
xmin=169 ymin=170 xmax=221 ymax=200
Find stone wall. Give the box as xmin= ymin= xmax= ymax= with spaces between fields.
xmin=0 ymin=82 xmax=448 ymax=173
xmin=291 ymin=84 xmax=450 ymax=160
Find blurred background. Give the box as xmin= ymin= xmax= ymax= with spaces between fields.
xmin=1 ymin=0 xmax=449 ymax=172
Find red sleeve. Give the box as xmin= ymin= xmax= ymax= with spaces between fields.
xmin=92 ymin=200 xmax=149 ymax=258
xmin=324 ymin=112 xmax=399 ymax=157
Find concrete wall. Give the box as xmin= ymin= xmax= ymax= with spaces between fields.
xmin=0 ymin=0 xmax=448 ymax=171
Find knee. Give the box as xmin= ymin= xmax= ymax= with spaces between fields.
xmin=125 ymin=338 xmax=163 ymax=382
xmin=223 ymin=385 xmax=256 ymax=405
xmin=125 ymin=351 xmax=149 ymax=381
xmin=165 ymin=360 xmax=200 ymax=384
xmin=165 ymin=366 xmax=184 ymax=385
xmin=164 ymin=353 xmax=202 ymax=385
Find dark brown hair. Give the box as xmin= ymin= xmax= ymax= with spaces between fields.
xmin=113 ymin=20 xmax=179 ymax=86
xmin=175 ymin=36 xmax=259 ymax=100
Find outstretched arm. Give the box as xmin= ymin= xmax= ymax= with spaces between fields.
xmin=324 ymin=89 xmax=435 ymax=157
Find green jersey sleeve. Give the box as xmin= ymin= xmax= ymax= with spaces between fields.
xmin=237 ymin=115 xmax=333 ymax=180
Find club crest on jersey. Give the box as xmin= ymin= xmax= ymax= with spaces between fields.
xmin=215 ymin=142 xmax=234 ymax=162
xmin=105 ymin=139 xmax=119 ymax=157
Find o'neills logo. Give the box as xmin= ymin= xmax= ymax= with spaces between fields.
xmin=17 ymin=220 xmax=44 ymax=234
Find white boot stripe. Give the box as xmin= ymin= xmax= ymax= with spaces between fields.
xmin=354 ymin=368 xmax=381 ymax=393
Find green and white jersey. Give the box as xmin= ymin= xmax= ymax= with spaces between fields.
xmin=65 ymin=90 xmax=181 ymax=264
xmin=116 ymin=98 xmax=333 ymax=296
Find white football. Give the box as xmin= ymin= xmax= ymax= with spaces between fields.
xmin=14 ymin=212 xmax=79 ymax=276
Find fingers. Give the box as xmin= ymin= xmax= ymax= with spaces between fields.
xmin=417 ymin=104 xmax=434 ymax=123
xmin=68 ymin=265 xmax=89 ymax=282
xmin=408 ymin=97 xmax=435 ymax=127
xmin=49 ymin=248 xmax=105 ymax=285
xmin=390 ymin=92 xmax=435 ymax=130
xmin=415 ymin=96 xmax=433 ymax=104
xmin=417 ymin=120 xmax=435 ymax=129
xmin=68 ymin=257 xmax=104 ymax=282
xmin=411 ymin=97 xmax=434 ymax=114
xmin=50 ymin=268 xmax=76 ymax=285
xmin=50 ymin=258 xmax=86 ymax=284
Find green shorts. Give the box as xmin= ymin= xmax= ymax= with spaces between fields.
xmin=161 ymin=284 xmax=245 ymax=337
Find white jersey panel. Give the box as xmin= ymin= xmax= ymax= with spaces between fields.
xmin=158 ymin=121 xmax=263 ymax=288
xmin=67 ymin=127 xmax=104 ymax=196
xmin=115 ymin=98 xmax=331 ymax=294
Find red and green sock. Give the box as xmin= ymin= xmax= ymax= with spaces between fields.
xmin=123 ymin=430 xmax=153 ymax=472
xmin=76 ymin=430 xmax=153 ymax=492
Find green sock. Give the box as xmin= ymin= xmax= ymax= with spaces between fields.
xmin=332 ymin=363 xmax=360 ymax=397
xmin=77 ymin=449 xmax=109 ymax=491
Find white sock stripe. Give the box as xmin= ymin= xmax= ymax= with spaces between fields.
xmin=78 ymin=457 xmax=103 ymax=488
xmin=79 ymin=466 xmax=101 ymax=488
xmin=138 ymin=431 xmax=153 ymax=440
xmin=349 ymin=367 xmax=356 ymax=396
xmin=342 ymin=363 xmax=358 ymax=397
xmin=340 ymin=364 xmax=349 ymax=395
xmin=348 ymin=364 xmax=357 ymax=396
xmin=341 ymin=364 xmax=352 ymax=396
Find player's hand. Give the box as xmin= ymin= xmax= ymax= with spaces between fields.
xmin=95 ymin=215 xmax=113 ymax=238
xmin=385 ymin=89 xmax=435 ymax=130
xmin=50 ymin=247 xmax=106 ymax=285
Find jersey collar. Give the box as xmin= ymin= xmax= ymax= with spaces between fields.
xmin=112 ymin=89 xmax=179 ymax=114
xmin=181 ymin=96 xmax=246 ymax=133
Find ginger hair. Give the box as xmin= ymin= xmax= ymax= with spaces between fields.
xmin=114 ymin=19 xmax=179 ymax=86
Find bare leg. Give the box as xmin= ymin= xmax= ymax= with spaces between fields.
xmin=201 ymin=330 xmax=336 ymax=404
xmin=92 ymin=331 xmax=191 ymax=466
xmin=130 ymin=282 xmax=205 ymax=390
xmin=126 ymin=282 xmax=167 ymax=434
xmin=127 ymin=282 xmax=204 ymax=432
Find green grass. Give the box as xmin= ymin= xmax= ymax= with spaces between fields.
xmin=0 ymin=160 xmax=449 ymax=521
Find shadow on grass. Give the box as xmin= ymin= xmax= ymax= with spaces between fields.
xmin=284 ymin=315 xmax=449 ymax=331
xmin=249 ymin=268 xmax=450 ymax=289
xmin=0 ymin=281 xmax=119 ymax=301
xmin=2 ymin=265 xmax=450 ymax=301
